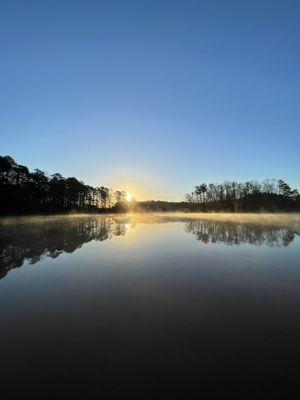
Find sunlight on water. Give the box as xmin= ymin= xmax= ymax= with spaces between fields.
xmin=1 ymin=213 xmax=300 ymax=391
xmin=1 ymin=213 xmax=299 ymax=279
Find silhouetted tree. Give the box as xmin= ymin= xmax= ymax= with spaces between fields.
xmin=0 ymin=155 xmax=122 ymax=215
xmin=185 ymin=179 xmax=300 ymax=212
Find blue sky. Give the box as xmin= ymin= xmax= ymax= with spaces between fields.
xmin=1 ymin=0 xmax=299 ymax=200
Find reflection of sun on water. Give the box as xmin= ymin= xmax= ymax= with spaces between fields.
xmin=125 ymin=192 xmax=133 ymax=202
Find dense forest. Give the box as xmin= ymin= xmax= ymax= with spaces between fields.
xmin=137 ymin=179 xmax=300 ymax=212
xmin=184 ymin=180 xmax=300 ymax=212
xmin=0 ymin=155 xmax=299 ymax=214
xmin=0 ymin=155 xmax=129 ymax=215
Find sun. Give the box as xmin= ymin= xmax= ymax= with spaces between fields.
xmin=125 ymin=192 xmax=133 ymax=202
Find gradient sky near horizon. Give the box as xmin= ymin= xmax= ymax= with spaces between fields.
xmin=1 ymin=0 xmax=299 ymax=200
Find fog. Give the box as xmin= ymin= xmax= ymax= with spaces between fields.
xmin=1 ymin=212 xmax=300 ymax=228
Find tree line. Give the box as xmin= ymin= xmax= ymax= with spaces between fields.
xmin=185 ymin=180 xmax=300 ymax=212
xmin=0 ymin=155 xmax=129 ymax=215
xmin=1 ymin=155 xmax=299 ymax=214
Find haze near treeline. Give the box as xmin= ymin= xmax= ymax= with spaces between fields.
xmin=1 ymin=155 xmax=299 ymax=214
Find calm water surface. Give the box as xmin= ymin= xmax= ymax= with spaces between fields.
xmin=1 ymin=214 xmax=300 ymax=394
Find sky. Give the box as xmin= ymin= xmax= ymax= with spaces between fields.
xmin=1 ymin=0 xmax=299 ymax=200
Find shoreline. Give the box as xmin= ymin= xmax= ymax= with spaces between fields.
xmin=1 ymin=211 xmax=300 ymax=227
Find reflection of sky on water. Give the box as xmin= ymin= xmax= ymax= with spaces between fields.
xmin=1 ymin=214 xmax=300 ymax=391
xmin=0 ymin=214 xmax=299 ymax=280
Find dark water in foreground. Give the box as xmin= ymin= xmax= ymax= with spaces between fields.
xmin=1 ymin=214 xmax=300 ymax=394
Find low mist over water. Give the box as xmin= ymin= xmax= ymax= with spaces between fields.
xmin=1 ymin=213 xmax=300 ymax=393
xmin=1 ymin=213 xmax=300 ymax=280
xmin=2 ymin=0 xmax=300 ymax=394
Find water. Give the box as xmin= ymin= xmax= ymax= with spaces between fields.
xmin=1 ymin=214 xmax=300 ymax=394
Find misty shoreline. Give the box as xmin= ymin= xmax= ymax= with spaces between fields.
xmin=1 ymin=212 xmax=300 ymax=228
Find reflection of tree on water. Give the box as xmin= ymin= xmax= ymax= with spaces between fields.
xmin=185 ymin=220 xmax=299 ymax=247
xmin=1 ymin=216 xmax=299 ymax=280
xmin=0 ymin=217 xmax=132 ymax=280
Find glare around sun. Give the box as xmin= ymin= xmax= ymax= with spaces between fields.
xmin=125 ymin=192 xmax=132 ymax=202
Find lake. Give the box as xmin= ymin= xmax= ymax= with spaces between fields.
xmin=1 ymin=213 xmax=300 ymax=395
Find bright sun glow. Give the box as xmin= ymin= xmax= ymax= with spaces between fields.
xmin=125 ymin=192 xmax=133 ymax=202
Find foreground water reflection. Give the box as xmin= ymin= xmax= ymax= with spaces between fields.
xmin=1 ymin=214 xmax=300 ymax=393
